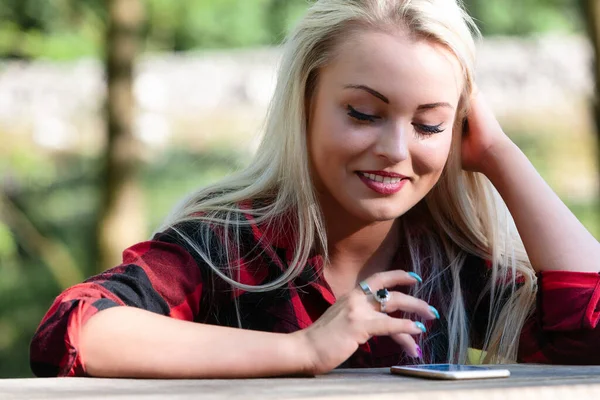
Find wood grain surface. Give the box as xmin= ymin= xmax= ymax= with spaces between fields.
xmin=2 ymin=364 xmax=600 ymax=400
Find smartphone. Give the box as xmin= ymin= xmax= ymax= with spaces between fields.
xmin=390 ymin=364 xmax=510 ymax=380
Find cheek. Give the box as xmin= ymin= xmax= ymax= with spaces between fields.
xmin=308 ymin=105 xmax=347 ymax=186
xmin=309 ymin=106 xmax=366 ymax=171
xmin=410 ymin=132 xmax=453 ymax=177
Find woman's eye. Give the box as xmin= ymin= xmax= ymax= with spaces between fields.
xmin=347 ymin=105 xmax=381 ymax=123
xmin=413 ymin=123 xmax=445 ymax=136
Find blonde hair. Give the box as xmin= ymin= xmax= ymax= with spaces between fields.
xmin=157 ymin=0 xmax=536 ymax=364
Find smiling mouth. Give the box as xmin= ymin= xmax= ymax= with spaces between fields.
xmin=358 ymin=172 xmax=404 ymax=184
xmin=356 ymin=172 xmax=409 ymax=195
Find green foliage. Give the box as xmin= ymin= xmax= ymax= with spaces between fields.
xmin=0 ymin=0 xmax=586 ymax=60
xmin=147 ymin=0 xmax=271 ymax=51
xmin=0 ymin=222 xmax=16 ymax=260
xmin=144 ymin=0 xmax=309 ymax=51
xmin=0 ymin=257 xmax=60 ymax=378
xmin=0 ymin=0 xmax=309 ymax=59
xmin=0 ymin=0 xmax=104 ymax=60
xmin=463 ymin=0 xmax=582 ymax=35
xmin=0 ymin=147 xmax=248 ymax=377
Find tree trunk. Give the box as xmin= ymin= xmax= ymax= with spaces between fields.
xmin=96 ymin=0 xmax=146 ymax=272
xmin=581 ymin=0 xmax=600 ymax=216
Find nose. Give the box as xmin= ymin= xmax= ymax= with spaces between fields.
xmin=374 ymin=122 xmax=409 ymax=164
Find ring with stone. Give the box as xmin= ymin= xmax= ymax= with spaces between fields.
xmin=358 ymin=281 xmax=373 ymax=296
xmin=375 ymin=288 xmax=391 ymax=313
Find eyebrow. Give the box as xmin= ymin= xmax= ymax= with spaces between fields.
xmin=344 ymin=84 xmax=389 ymax=104
xmin=344 ymin=84 xmax=454 ymax=110
xmin=416 ymin=102 xmax=454 ymax=111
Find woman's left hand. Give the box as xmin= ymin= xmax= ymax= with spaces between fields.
xmin=461 ymin=89 xmax=513 ymax=174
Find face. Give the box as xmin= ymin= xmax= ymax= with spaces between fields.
xmin=307 ymin=29 xmax=464 ymax=223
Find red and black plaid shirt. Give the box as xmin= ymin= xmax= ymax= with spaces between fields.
xmin=30 ymin=208 xmax=600 ymax=377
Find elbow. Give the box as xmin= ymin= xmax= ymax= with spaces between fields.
xmin=29 ymin=299 xmax=87 ymax=377
xmin=29 ymin=331 xmax=66 ymax=377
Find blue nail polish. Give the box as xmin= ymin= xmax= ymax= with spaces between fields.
xmin=429 ymin=306 xmax=440 ymax=319
xmin=414 ymin=321 xmax=427 ymax=333
xmin=408 ymin=272 xmax=423 ymax=283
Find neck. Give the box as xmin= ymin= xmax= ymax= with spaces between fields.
xmin=319 ymin=199 xmax=402 ymax=283
xmin=327 ymin=219 xmax=398 ymax=265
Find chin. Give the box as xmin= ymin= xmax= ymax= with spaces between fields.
xmin=352 ymin=202 xmax=411 ymax=222
xmin=371 ymin=209 xmax=408 ymax=222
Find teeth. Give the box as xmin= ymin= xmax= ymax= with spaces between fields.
xmin=361 ymin=172 xmax=403 ymax=184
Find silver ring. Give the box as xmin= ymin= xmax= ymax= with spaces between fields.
xmin=375 ymin=288 xmax=391 ymax=313
xmin=358 ymin=281 xmax=373 ymax=296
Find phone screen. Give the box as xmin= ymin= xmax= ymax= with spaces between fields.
xmin=407 ymin=364 xmax=492 ymax=372
xmin=391 ymin=364 xmax=510 ymax=380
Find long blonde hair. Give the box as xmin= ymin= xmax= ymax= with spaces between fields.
xmin=157 ymin=0 xmax=536 ymax=364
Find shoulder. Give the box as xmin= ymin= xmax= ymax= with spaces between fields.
xmin=152 ymin=200 xmax=295 ymax=275
xmin=154 ymin=205 xmax=278 ymax=254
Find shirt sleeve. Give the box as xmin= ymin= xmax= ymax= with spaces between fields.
xmin=518 ymin=270 xmax=600 ymax=364
xmin=464 ymin=255 xmax=600 ymax=364
xmin=29 ymin=238 xmax=204 ymax=377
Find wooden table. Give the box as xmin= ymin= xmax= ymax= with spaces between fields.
xmin=2 ymin=365 xmax=600 ymax=400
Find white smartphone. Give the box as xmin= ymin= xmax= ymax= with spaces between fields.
xmin=390 ymin=364 xmax=511 ymax=380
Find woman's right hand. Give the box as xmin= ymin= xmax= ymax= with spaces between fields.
xmin=295 ymin=270 xmax=439 ymax=375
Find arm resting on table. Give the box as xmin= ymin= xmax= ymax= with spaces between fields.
xmin=79 ymin=306 xmax=311 ymax=378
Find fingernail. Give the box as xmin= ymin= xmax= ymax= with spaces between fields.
xmin=414 ymin=321 xmax=427 ymax=333
xmin=429 ymin=306 xmax=440 ymax=319
xmin=408 ymin=272 xmax=423 ymax=283
xmin=415 ymin=345 xmax=423 ymax=359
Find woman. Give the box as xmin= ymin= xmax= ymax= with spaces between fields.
xmin=31 ymin=0 xmax=600 ymax=378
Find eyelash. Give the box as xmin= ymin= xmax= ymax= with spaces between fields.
xmin=346 ymin=105 xmax=445 ymax=137
xmin=347 ymin=105 xmax=380 ymax=123
xmin=414 ymin=123 xmax=444 ymax=135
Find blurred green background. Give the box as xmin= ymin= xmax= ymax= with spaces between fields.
xmin=0 ymin=0 xmax=599 ymax=378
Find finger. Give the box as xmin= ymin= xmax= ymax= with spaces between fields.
xmin=362 ymin=270 xmax=422 ymax=294
xmin=376 ymin=292 xmax=439 ymax=320
xmin=391 ymin=333 xmax=420 ymax=358
xmin=367 ymin=315 xmax=425 ymax=338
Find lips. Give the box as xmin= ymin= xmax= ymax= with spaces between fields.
xmin=356 ymin=171 xmax=409 ymax=195
xmin=359 ymin=170 xmax=408 ymax=179
xmin=360 ymin=172 xmax=403 ymax=184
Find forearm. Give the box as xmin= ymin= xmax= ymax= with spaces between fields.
xmin=80 ymin=306 xmax=311 ymax=378
xmin=481 ymin=140 xmax=600 ymax=272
